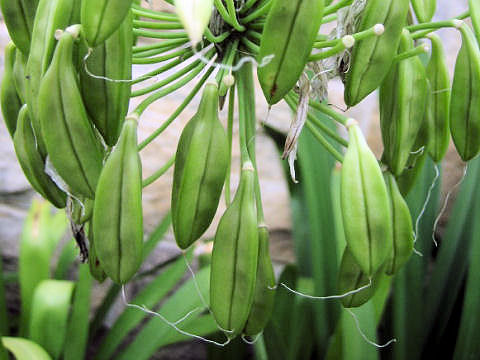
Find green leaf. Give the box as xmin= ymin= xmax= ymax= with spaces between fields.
xmin=296 ymin=121 xmax=340 ymax=346
xmin=53 ymin=241 xmax=77 ymax=280
xmin=95 ymin=251 xmax=193 ymax=360
xmin=423 ymin=158 xmax=480 ymax=347
xmin=28 ymin=280 xmax=75 ymax=359
xmin=392 ymin=158 xmax=440 ymax=360
xmin=0 ymin=253 xmax=8 ymax=360
xmin=117 ymin=267 xmax=212 ymax=360
xmin=63 ymin=265 xmax=92 ymax=360
xmin=2 ymin=337 xmax=52 ymax=360
xmin=19 ymin=201 xmax=58 ymax=336
xmin=453 ymin=187 xmax=480 ymax=359
xmin=142 ymin=211 xmax=172 ymax=261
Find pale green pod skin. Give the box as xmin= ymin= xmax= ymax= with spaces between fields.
xmin=0 ymin=0 xmax=39 ymax=55
xmin=243 ymin=226 xmax=276 ymax=337
xmin=450 ymin=24 xmax=480 ymax=162
xmin=257 ymin=0 xmax=324 ymax=105
xmin=87 ymin=221 xmax=107 ymax=283
xmin=14 ymin=49 xmax=27 ymax=103
xmin=81 ymin=0 xmax=133 ymax=47
xmin=38 ymin=31 xmax=104 ymax=199
xmin=25 ymin=0 xmax=75 ymax=157
xmin=13 ymin=105 xmax=67 ymax=209
xmin=80 ymin=12 xmax=132 ymax=146
xmin=210 ymin=166 xmax=259 ymax=338
xmin=337 ymin=247 xmax=382 ymax=308
xmin=425 ymin=33 xmax=451 ymax=163
xmin=344 ymin=0 xmax=410 ymax=107
xmin=1 ymin=42 xmax=22 ymax=138
xmin=380 ymin=31 xmax=428 ymax=176
xmin=411 ymin=0 xmax=436 ymax=23
xmin=470 ymin=0 xmax=480 ymax=41
xmin=341 ymin=124 xmax=392 ymax=276
xmin=384 ymin=173 xmax=414 ymax=275
xmin=171 ymin=83 xmax=228 ymax=249
xmin=395 ymin=121 xmax=428 ymax=197
xmin=93 ymin=118 xmax=143 ymax=284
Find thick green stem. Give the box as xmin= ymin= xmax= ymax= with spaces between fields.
xmin=138 ymin=67 xmax=215 ymax=150
xmin=132 ymin=54 xmax=192 ymax=85
xmin=225 ymin=87 xmax=235 ymax=206
xmin=132 ymin=47 xmax=191 ymax=65
xmin=236 ymin=62 xmax=265 ymax=222
xmin=142 ymin=156 xmax=175 ymax=188
xmin=241 ymin=1 xmax=271 ymax=23
xmin=132 ymin=56 xmax=213 ymax=117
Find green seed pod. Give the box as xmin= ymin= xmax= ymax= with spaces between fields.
xmin=450 ymin=22 xmax=480 ymax=162
xmin=80 ymin=12 xmax=132 ymax=146
xmin=25 ymin=0 xmax=76 ymax=157
xmin=344 ymin=0 xmax=410 ymax=107
xmin=395 ymin=121 xmax=428 ymax=197
xmin=384 ymin=173 xmax=414 ymax=275
xmin=257 ymin=0 xmax=324 ymax=105
xmin=337 ymin=247 xmax=382 ymax=308
xmin=341 ymin=122 xmax=392 ymax=276
xmin=0 ymin=0 xmax=39 ymax=55
xmin=93 ymin=117 xmax=143 ymax=284
xmin=87 ymin=221 xmax=107 ymax=283
xmin=380 ymin=30 xmax=428 ymax=176
xmin=13 ymin=105 xmax=67 ymax=209
xmin=470 ymin=0 xmax=480 ymax=41
xmin=14 ymin=49 xmax=27 ymax=103
xmin=38 ymin=27 xmax=104 ymax=199
xmin=171 ymin=82 xmax=228 ymax=250
xmin=411 ymin=0 xmax=436 ymax=23
xmin=210 ymin=162 xmax=259 ymax=338
xmin=81 ymin=0 xmax=133 ymax=47
xmin=1 ymin=42 xmax=22 ymax=138
xmin=425 ymin=33 xmax=451 ymax=163
xmin=243 ymin=226 xmax=276 ymax=337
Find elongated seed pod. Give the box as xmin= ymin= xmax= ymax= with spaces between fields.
xmin=243 ymin=226 xmax=276 ymax=337
xmin=87 ymin=221 xmax=106 ymax=283
xmin=25 ymin=0 xmax=75 ymax=157
xmin=210 ymin=162 xmax=259 ymax=338
xmin=38 ymin=28 xmax=104 ymax=199
xmin=171 ymin=83 xmax=228 ymax=249
xmin=0 ymin=0 xmax=39 ymax=55
xmin=411 ymin=0 xmax=436 ymax=23
xmin=337 ymin=247 xmax=381 ymax=308
xmin=384 ymin=173 xmax=413 ymax=275
xmin=425 ymin=33 xmax=450 ymax=163
xmin=81 ymin=0 xmax=133 ymax=47
xmin=1 ymin=42 xmax=22 ymax=138
xmin=93 ymin=117 xmax=143 ymax=284
xmin=395 ymin=121 xmax=428 ymax=196
xmin=341 ymin=122 xmax=392 ymax=276
xmin=258 ymin=0 xmax=324 ymax=105
xmin=80 ymin=12 xmax=132 ymax=146
xmin=344 ymin=0 xmax=410 ymax=107
xmin=450 ymin=23 xmax=480 ymax=162
xmin=380 ymin=30 xmax=428 ymax=176
xmin=13 ymin=105 xmax=67 ymax=209
xmin=14 ymin=50 xmax=27 ymax=103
